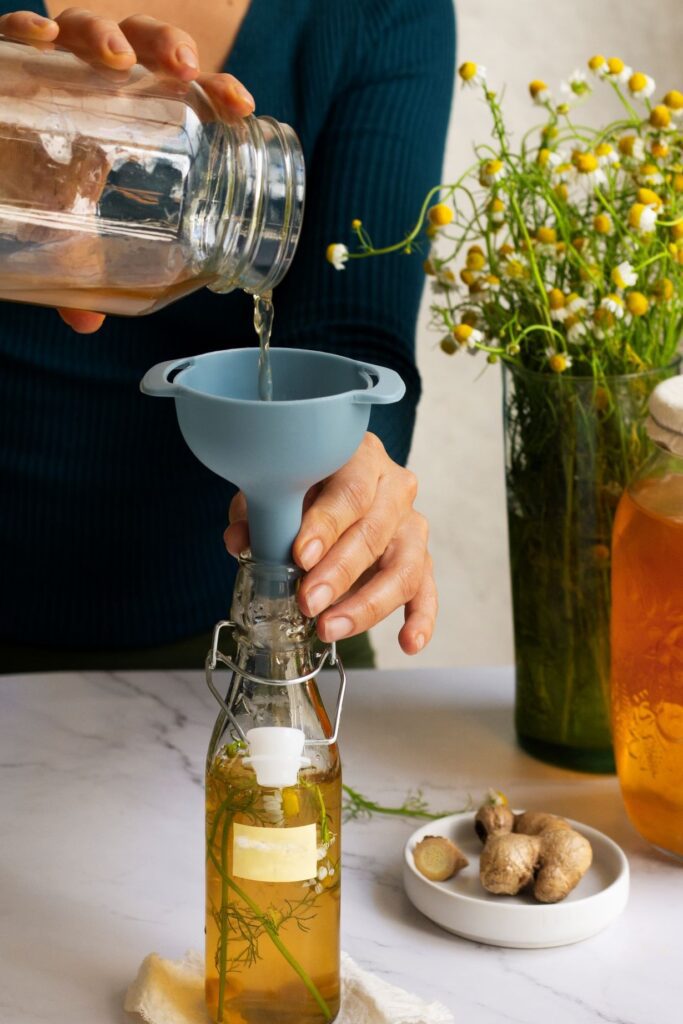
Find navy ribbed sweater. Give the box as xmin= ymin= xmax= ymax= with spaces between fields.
xmin=0 ymin=0 xmax=456 ymax=650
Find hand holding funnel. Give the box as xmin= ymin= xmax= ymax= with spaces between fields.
xmin=140 ymin=347 xmax=405 ymax=564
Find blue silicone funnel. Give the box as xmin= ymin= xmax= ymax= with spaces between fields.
xmin=140 ymin=348 xmax=405 ymax=564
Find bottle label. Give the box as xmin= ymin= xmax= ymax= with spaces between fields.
xmin=232 ymin=822 xmax=317 ymax=882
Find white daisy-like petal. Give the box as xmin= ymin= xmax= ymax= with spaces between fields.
xmin=611 ymin=261 xmax=638 ymax=290
xmin=601 ymin=295 xmax=625 ymax=318
xmin=326 ymin=244 xmax=349 ymax=271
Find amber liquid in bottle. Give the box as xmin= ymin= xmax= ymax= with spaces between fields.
xmin=205 ymin=750 xmax=341 ymax=1024
xmin=611 ymin=474 xmax=683 ymax=856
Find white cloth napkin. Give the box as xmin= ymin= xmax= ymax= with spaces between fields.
xmin=124 ymin=949 xmax=453 ymax=1024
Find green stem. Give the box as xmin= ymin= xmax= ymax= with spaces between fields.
xmin=208 ymin=842 xmax=332 ymax=1021
xmin=216 ymin=814 xmax=231 ymax=1023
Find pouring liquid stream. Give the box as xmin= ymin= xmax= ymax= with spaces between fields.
xmin=254 ymin=292 xmax=274 ymax=401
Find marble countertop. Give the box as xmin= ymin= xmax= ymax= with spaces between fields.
xmin=1 ymin=666 xmax=680 ymax=1024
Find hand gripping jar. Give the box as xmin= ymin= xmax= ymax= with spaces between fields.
xmin=0 ymin=37 xmax=304 ymax=315
xmin=611 ymin=374 xmax=683 ymax=858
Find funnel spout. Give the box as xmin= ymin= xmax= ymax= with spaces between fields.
xmin=248 ymin=494 xmax=306 ymax=565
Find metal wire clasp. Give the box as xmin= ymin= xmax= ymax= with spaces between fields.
xmin=204 ymin=620 xmax=346 ymax=747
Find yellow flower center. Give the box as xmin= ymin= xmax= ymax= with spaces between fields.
xmin=453 ymin=324 xmax=474 ymax=346
xmin=588 ymin=54 xmax=606 ymax=71
xmin=428 ymin=203 xmax=453 ymax=226
xmin=549 ymin=353 xmax=569 ymax=373
xmin=652 ymin=277 xmax=674 ymax=301
xmin=619 ymin=135 xmax=637 ymax=156
xmin=459 ymin=62 xmax=478 ymax=81
xmin=548 ymin=288 xmax=565 ymax=310
xmin=637 ymin=187 xmax=662 ymax=208
xmin=483 ymin=159 xmax=503 ymax=177
xmin=625 ymin=292 xmax=649 ymax=316
xmin=565 ymin=314 xmax=580 ymax=329
xmin=505 ymin=259 xmax=526 ymax=279
xmin=607 ymin=57 xmax=625 ymax=75
xmin=466 ymin=251 xmax=486 ymax=271
xmin=650 ymin=105 xmax=671 ymax=129
xmin=572 ymin=236 xmax=587 ymax=251
xmin=536 ymin=226 xmax=557 ymax=244
xmin=674 ymin=173 xmax=683 ymax=193
xmin=594 ymin=213 xmax=612 ymax=234
xmin=672 ymin=220 xmax=683 ymax=242
xmin=537 ymin=147 xmax=552 ymax=166
xmin=486 ymin=274 xmax=501 ymax=287
xmin=490 ymin=198 xmax=505 ymax=213
xmin=529 ymin=79 xmax=548 ymax=98
xmin=422 ymin=258 xmax=435 ymax=276
xmin=664 ymin=89 xmax=683 ymax=110
xmin=555 ymin=184 xmax=569 ymax=201
xmin=573 ymin=152 xmax=599 ymax=173
xmin=440 ymin=336 xmax=457 ymax=355
xmin=651 ymin=140 xmax=669 ymax=158
xmin=628 ymin=72 xmax=648 ymax=93
xmin=351 ymin=218 xmax=362 ymax=230
xmin=498 ymin=243 xmax=515 ymax=258
xmin=460 ymin=268 xmax=478 ymax=286
xmin=628 ymin=203 xmax=646 ymax=228
xmin=595 ymin=142 xmax=613 ymax=157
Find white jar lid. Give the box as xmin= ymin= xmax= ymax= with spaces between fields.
xmin=647 ymin=375 xmax=683 ymax=457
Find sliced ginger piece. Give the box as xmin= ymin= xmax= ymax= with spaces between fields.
xmin=413 ymin=835 xmax=469 ymax=882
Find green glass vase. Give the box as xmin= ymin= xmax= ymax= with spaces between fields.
xmin=503 ymin=361 xmax=678 ymax=773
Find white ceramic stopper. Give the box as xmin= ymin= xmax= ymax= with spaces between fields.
xmin=647 ymin=375 xmax=683 ymax=456
xmin=243 ymin=727 xmax=311 ymax=788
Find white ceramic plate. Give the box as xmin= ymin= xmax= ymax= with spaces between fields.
xmin=403 ymin=812 xmax=629 ymax=948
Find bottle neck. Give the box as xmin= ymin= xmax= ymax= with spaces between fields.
xmin=230 ymin=553 xmax=317 ymax=682
xmin=210 ymin=114 xmax=305 ymax=296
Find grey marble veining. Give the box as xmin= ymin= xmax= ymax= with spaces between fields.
xmin=0 ymin=667 xmax=680 ymax=1024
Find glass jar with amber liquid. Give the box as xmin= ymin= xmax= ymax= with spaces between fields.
xmin=204 ymin=555 xmax=343 ymax=1024
xmin=611 ymin=374 xmax=683 ymax=858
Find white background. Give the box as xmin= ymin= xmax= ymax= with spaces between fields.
xmin=373 ymin=0 xmax=682 ymax=667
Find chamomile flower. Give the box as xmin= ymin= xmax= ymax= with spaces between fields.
xmin=587 ymin=55 xmax=608 ymax=77
xmin=529 ymin=80 xmax=552 ymax=105
xmin=326 ymin=243 xmax=349 ymax=271
xmin=571 ymin=150 xmax=606 ymax=188
xmin=595 ymin=142 xmax=618 ymax=167
xmin=431 ymin=268 xmax=456 ymax=293
xmin=618 ymin=135 xmax=646 ymax=162
xmin=601 ymin=293 xmax=625 ymax=318
xmin=566 ymin=293 xmax=589 ymax=315
xmin=637 ymin=187 xmax=663 ymax=210
xmin=605 ymin=57 xmax=632 ymax=84
xmin=488 ymin=197 xmax=506 ymax=225
xmin=552 ymin=161 xmax=574 ymax=183
xmin=479 ymin=159 xmax=506 ymax=186
xmin=637 ymin=163 xmax=664 ymax=186
xmin=538 ymin=147 xmax=564 ymax=169
xmin=611 ymin=261 xmax=638 ymax=290
xmin=625 ymin=291 xmax=649 ymax=316
xmin=650 ymin=105 xmax=672 ymax=130
xmin=428 ymin=203 xmax=454 ymax=227
xmin=628 ymin=72 xmax=656 ymax=99
xmin=652 ymin=277 xmax=674 ymax=302
xmin=548 ymin=288 xmax=567 ymax=321
xmin=663 ymin=89 xmax=683 ymax=117
xmin=561 ymin=69 xmax=591 ymax=97
xmin=594 ymin=212 xmax=614 ymax=235
xmin=452 ymin=323 xmax=484 ymax=350
xmin=459 ymin=61 xmax=487 ymax=87
xmin=262 ymin=792 xmax=284 ymax=825
xmin=565 ymin=315 xmax=588 ymax=344
xmin=546 ymin=347 xmax=573 ymax=373
xmin=628 ymin=202 xmax=657 ymax=235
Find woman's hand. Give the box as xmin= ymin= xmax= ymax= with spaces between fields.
xmin=225 ymin=433 xmax=438 ymax=655
xmin=0 ymin=8 xmax=255 ymax=334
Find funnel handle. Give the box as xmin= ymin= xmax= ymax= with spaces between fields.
xmin=140 ymin=357 xmax=194 ymax=397
xmin=353 ymin=363 xmax=406 ymax=406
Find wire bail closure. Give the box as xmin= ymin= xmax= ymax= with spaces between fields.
xmin=204 ymin=619 xmax=346 ymax=747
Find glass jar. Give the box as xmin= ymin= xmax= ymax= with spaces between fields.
xmin=504 ymin=361 xmax=677 ymax=773
xmin=204 ymin=555 xmax=342 ymax=1024
xmin=611 ymin=375 xmax=683 ymax=858
xmin=0 ymin=38 xmax=304 ymax=315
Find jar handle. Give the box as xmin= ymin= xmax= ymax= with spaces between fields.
xmin=353 ymin=363 xmax=406 ymax=405
xmin=139 ymin=357 xmax=194 ymax=397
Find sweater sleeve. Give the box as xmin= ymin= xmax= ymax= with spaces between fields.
xmin=273 ymin=0 xmax=456 ymax=466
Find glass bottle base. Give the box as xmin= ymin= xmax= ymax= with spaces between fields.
xmin=516 ymin=731 xmax=615 ymax=774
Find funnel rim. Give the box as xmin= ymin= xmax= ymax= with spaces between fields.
xmin=168 ymin=346 xmax=377 ymax=407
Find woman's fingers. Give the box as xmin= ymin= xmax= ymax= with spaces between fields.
xmin=197 ymin=72 xmax=255 ymax=118
xmin=224 ymin=491 xmax=249 ymax=555
xmin=399 ymin=554 xmax=438 ymax=655
xmin=293 ymin=434 xmax=389 ymax=572
xmin=316 ymin=510 xmax=430 ymax=644
xmin=58 ymin=308 xmax=106 ymax=333
xmin=55 ymin=8 xmax=136 ymax=70
xmin=0 ymin=11 xmax=59 ymax=44
xmin=298 ymin=470 xmax=413 ymax=618
xmin=118 ymin=14 xmax=199 ymax=80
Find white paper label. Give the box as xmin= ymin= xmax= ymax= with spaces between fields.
xmin=232 ymin=822 xmax=317 ymax=882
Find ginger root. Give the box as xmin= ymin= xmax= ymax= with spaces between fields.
xmin=475 ymin=801 xmax=593 ymax=903
xmin=413 ymin=835 xmax=469 ymax=882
